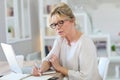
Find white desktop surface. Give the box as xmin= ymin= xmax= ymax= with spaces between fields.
xmin=0 ymin=61 xmax=63 ymax=80
xmin=109 ymin=56 xmax=120 ymax=63
xmin=0 ymin=61 xmax=10 ymax=75
xmin=106 ymin=56 xmax=120 ymax=79
xmin=0 ymin=61 xmax=35 ymax=75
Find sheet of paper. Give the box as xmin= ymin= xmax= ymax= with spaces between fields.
xmin=22 ymin=75 xmax=53 ymax=80
xmin=0 ymin=72 xmax=29 ymax=80
xmin=0 ymin=72 xmax=53 ymax=80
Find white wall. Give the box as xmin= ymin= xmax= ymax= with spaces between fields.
xmin=90 ymin=3 xmax=120 ymax=42
xmin=0 ymin=0 xmax=6 ymax=61
xmin=30 ymin=0 xmax=41 ymax=52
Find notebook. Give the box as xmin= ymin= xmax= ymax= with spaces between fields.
xmin=0 ymin=43 xmax=32 ymax=74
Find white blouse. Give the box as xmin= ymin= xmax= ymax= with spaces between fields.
xmin=44 ymin=34 xmax=102 ymax=80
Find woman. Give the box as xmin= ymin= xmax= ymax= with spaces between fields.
xmin=32 ymin=2 xmax=102 ymax=80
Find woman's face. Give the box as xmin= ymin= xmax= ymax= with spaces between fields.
xmin=50 ymin=14 xmax=74 ymax=37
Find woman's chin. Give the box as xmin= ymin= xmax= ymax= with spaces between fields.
xmin=58 ymin=34 xmax=64 ymax=37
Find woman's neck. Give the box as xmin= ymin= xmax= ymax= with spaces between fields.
xmin=66 ymin=29 xmax=82 ymax=46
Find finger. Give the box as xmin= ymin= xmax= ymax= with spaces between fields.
xmin=32 ymin=69 xmax=37 ymax=76
xmin=52 ymin=55 xmax=58 ymax=60
xmin=32 ymin=68 xmax=37 ymax=75
xmin=51 ymin=54 xmax=56 ymax=58
xmin=50 ymin=58 xmax=54 ymax=62
xmin=38 ymin=72 xmax=42 ymax=76
xmin=32 ymin=67 xmax=37 ymax=72
xmin=34 ymin=63 xmax=39 ymax=68
xmin=32 ymin=66 xmax=40 ymax=73
xmin=32 ymin=69 xmax=41 ymax=76
xmin=33 ymin=65 xmax=38 ymax=71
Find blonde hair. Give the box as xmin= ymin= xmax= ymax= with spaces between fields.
xmin=50 ymin=2 xmax=75 ymax=20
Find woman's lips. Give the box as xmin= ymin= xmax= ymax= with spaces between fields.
xmin=58 ymin=31 xmax=63 ymax=35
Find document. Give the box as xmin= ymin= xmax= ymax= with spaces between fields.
xmin=0 ymin=72 xmax=53 ymax=80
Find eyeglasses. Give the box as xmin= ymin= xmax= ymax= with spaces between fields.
xmin=50 ymin=19 xmax=69 ymax=29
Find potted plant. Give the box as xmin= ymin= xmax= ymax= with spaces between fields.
xmin=111 ymin=44 xmax=117 ymax=56
xmin=111 ymin=44 xmax=116 ymax=51
xmin=8 ymin=26 xmax=14 ymax=38
xmin=8 ymin=27 xmax=12 ymax=33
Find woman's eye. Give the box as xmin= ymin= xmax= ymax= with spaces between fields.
xmin=51 ymin=23 xmax=56 ymax=26
xmin=59 ymin=20 xmax=64 ymax=24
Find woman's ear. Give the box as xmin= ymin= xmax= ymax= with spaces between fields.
xmin=69 ymin=18 xmax=75 ymax=23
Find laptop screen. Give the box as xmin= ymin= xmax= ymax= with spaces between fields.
xmin=1 ymin=43 xmax=22 ymax=73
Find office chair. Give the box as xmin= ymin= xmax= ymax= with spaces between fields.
xmin=98 ymin=57 xmax=110 ymax=80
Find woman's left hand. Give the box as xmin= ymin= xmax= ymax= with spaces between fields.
xmin=49 ymin=54 xmax=61 ymax=72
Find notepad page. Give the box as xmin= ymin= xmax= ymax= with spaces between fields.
xmin=0 ymin=72 xmax=53 ymax=80
xmin=0 ymin=72 xmax=29 ymax=80
xmin=23 ymin=75 xmax=53 ymax=80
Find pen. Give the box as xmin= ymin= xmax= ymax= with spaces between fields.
xmin=34 ymin=60 xmax=41 ymax=68
xmin=34 ymin=60 xmax=42 ymax=76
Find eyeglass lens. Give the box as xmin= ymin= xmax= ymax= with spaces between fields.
xmin=50 ymin=20 xmax=65 ymax=29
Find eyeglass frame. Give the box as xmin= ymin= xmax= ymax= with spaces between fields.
xmin=49 ymin=19 xmax=69 ymax=29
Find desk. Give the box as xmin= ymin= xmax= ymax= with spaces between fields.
xmin=109 ymin=56 xmax=120 ymax=63
xmin=0 ymin=61 xmax=63 ymax=80
xmin=106 ymin=57 xmax=120 ymax=79
xmin=0 ymin=61 xmax=35 ymax=75
xmin=0 ymin=61 xmax=10 ymax=75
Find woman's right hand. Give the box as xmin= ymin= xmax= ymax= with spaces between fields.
xmin=32 ymin=65 xmax=42 ymax=76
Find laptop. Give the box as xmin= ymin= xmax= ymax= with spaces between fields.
xmin=1 ymin=43 xmax=32 ymax=74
